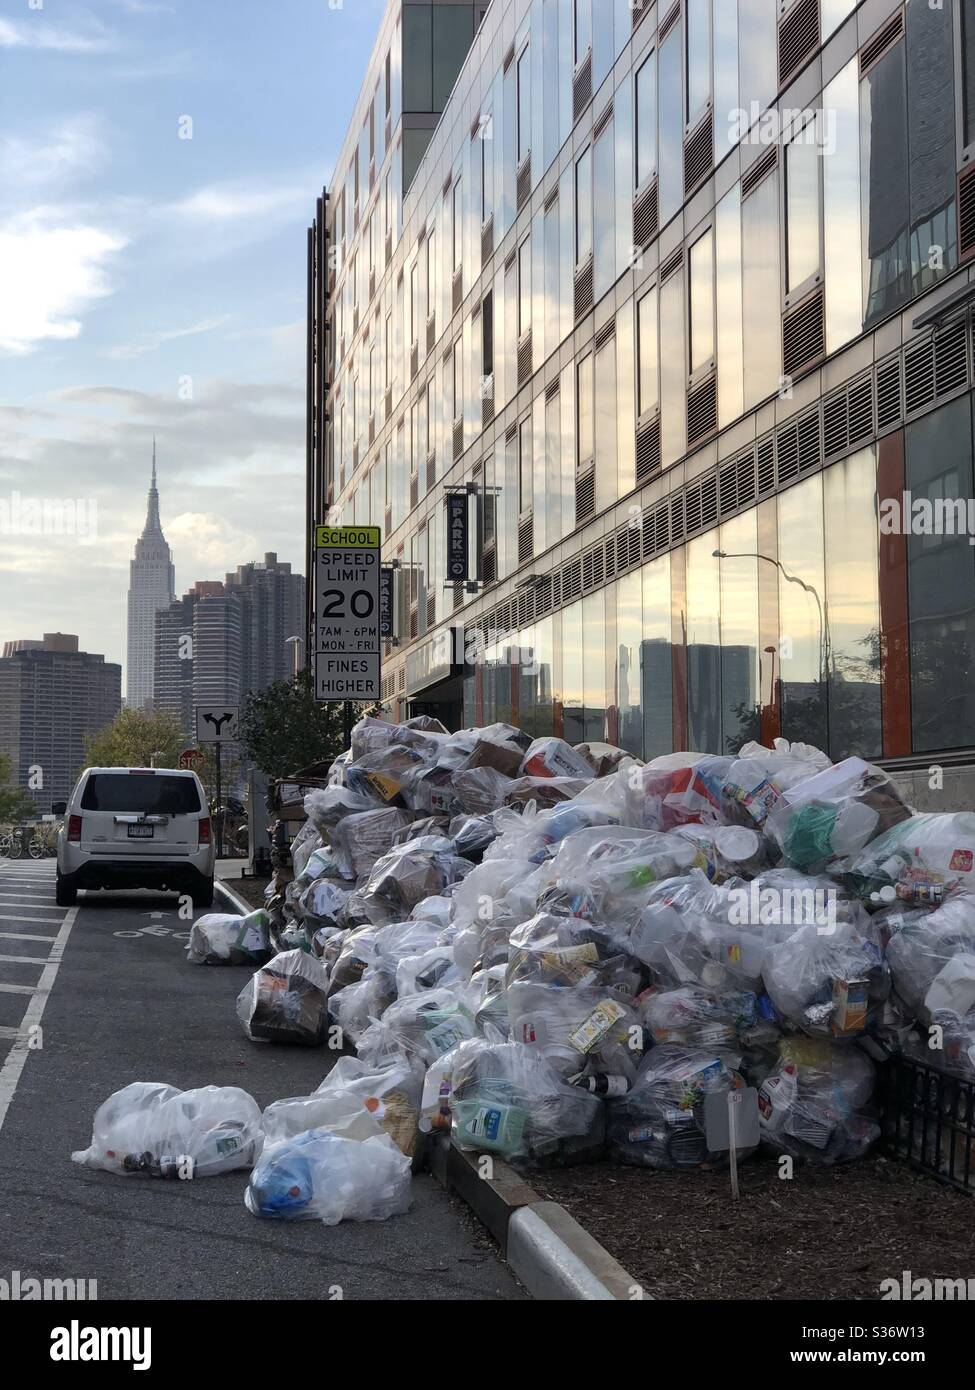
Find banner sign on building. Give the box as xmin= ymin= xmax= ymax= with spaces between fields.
xmin=446 ymin=493 xmax=469 ymax=582
xmin=314 ymin=525 xmax=381 ymax=702
xmin=378 ymin=565 xmax=396 ymax=639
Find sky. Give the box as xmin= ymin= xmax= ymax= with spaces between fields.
xmin=0 ymin=0 xmax=386 ymax=676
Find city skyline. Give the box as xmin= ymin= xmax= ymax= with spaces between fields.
xmin=0 ymin=0 xmax=385 ymax=673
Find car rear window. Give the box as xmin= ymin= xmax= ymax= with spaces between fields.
xmin=80 ymin=774 xmax=202 ymax=815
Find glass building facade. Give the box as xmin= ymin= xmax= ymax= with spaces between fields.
xmin=309 ymin=0 xmax=975 ymax=766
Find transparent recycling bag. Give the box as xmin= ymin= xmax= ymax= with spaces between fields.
xmin=757 ymin=1039 xmax=879 ymax=1164
xmin=186 ymin=909 xmax=272 ymax=966
xmin=236 ymin=950 xmax=330 ymax=1046
xmin=72 ymin=1082 xmax=263 ymax=1177
xmin=245 ymin=1129 xmax=412 ymax=1225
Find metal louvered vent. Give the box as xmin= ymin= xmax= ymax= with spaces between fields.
xmin=741 ymin=145 xmax=778 ymax=199
xmin=779 ymin=0 xmax=820 ymax=86
xmin=453 ymin=582 xmax=464 ymax=612
xmin=453 ymin=417 xmax=464 ymax=462
xmin=385 ymin=230 xmax=392 ymax=265
xmin=576 ymin=466 xmax=595 ymax=522
xmin=452 ymin=266 xmax=463 ymax=313
xmin=384 ymin=387 xmax=392 ymax=422
xmin=534 ymin=575 xmax=553 ymax=615
xmin=481 ymin=378 xmax=495 ymax=427
xmin=632 ymin=0 xmax=651 ymax=28
xmin=410 ymin=341 xmax=419 ymax=381
xmin=594 ymin=318 xmax=616 ymax=352
xmin=582 ymin=546 xmax=604 ymax=591
xmin=876 ymin=356 xmax=903 ymax=431
xmin=517 ymin=591 xmax=534 ymax=626
xmin=573 ymin=51 xmax=593 ymax=123
xmin=545 ymin=378 xmax=560 ymax=403
xmin=426 ymin=450 xmax=436 ymax=491
xmin=757 ymin=437 xmax=775 ymax=495
xmin=644 ymin=500 xmax=670 ymax=557
xmin=860 ymin=10 xmax=904 ymax=76
xmin=482 ymin=541 xmax=496 ymax=584
xmin=935 ymin=319 xmax=969 ymax=398
xmin=633 ymin=181 xmax=659 ymax=250
xmin=604 ymin=535 xmax=617 ymax=581
xmin=782 ymin=287 xmax=825 ymax=378
xmin=574 ymin=254 xmax=594 ymax=321
xmin=517 ymin=155 xmax=532 ymax=212
xmin=409 ymin=606 xmax=418 ymax=639
xmin=481 ymin=214 xmax=494 ymax=264
xmin=660 ymin=246 xmax=683 ymax=283
xmin=562 ymin=558 xmax=582 ymax=602
xmin=636 ymin=415 xmax=661 ymax=483
xmin=904 ymin=337 xmax=936 ymax=416
xmin=518 ymin=512 xmax=534 ymax=564
xmin=368 ymin=413 xmax=375 ymax=445
xmin=617 ymin=525 xmax=641 ymax=571
xmin=518 ymin=328 xmax=533 ymax=387
xmin=503 ymin=43 xmax=516 ymax=73
xmin=368 ymin=268 xmax=376 ymax=302
xmin=427 ymin=593 xmax=436 ymax=628
xmin=670 ymin=492 xmax=686 ymax=545
xmin=687 ymin=375 xmax=717 ymax=447
xmin=410 ymin=473 xmax=419 ymax=510
xmin=684 ymin=112 xmax=713 ymax=197
xmin=659 ymin=1 xmax=681 ymax=41
xmin=426 ymin=312 xmax=436 ymax=353
xmin=384 ymin=505 xmax=392 ymax=535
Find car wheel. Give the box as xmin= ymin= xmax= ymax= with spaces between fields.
xmin=56 ymin=870 xmax=78 ymax=907
xmin=195 ymin=876 xmax=214 ymax=910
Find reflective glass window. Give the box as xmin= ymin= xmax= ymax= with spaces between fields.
xmin=594 ymin=333 xmax=617 ymax=488
xmin=689 ymin=228 xmax=714 ymax=374
xmin=718 ymin=511 xmax=761 ymax=753
xmin=593 ymin=117 xmax=616 ymax=299
xmin=519 ymin=417 xmax=533 ymax=513
xmin=518 ymin=237 xmax=531 ymax=335
xmin=824 ymin=448 xmax=882 ymax=759
xmin=659 ymin=267 xmax=686 ymax=466
xmin=686 ymin=0 xmax=711 ymax=127
xmin=823 ymin=58 xmax=862 ymax=351
xmin=574 ymin=0 xmax=592 ymax=62
xmin=576 ymin=147 xmax=593 ymax=264
xmin=637 ymin=286 xmax=659 ymax=419
xmin=785 ymin=133 xmax=821 ymax=295
xmin=716 ymin=184 xmax=744 ymax=427
xmin=777 ymin=475 xmax=828 ymax=749
xmin=906 ymin=398 xmax=975 ymax=752
xmin=636 ymin=54 xmax=656 ymax=189
xmin=964 ymin=0 xmax=975 ymax=148
xmin=642 ymin=556 xmax=673 ymax=758
xmin=577 ymin=354 xmax=594 ymax=465
xmin=686 ymin=533 xmax=722 ymax=752
xmin=617 ymin=570 xmax=643 ymax=756
xmin=517 ymin=46 xmax=531 ymax=161
xmin=741 ymin=169 xmax=780 ymax=408
xmin=561 ymin=604 xmax=585 ymax=744
xmin=658 ymin=25 xmax=683 ymax=224
xmin=583 ymin=592 xmax=607 ymax=742
xmin=905 ymin=0 xmax=957 ymax=298
xmin=860 ymin=35 xmax=909 ymax=327
xmin=739 ymin=0 xmax=777 ymax=124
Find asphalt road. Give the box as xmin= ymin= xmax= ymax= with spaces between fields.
xmin=0 ymin=860 xmax=524 ymax=1301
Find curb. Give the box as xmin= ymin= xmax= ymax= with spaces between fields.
xmin=215 ymin=878 xmax=252 ymax=916
xmin=429 ymin=1135 xmax=645 ymax=1301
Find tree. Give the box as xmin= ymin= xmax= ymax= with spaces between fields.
xmin=0 ymin=752 xmax=36 ymax=823
xmin=83 ymin=708 xmax=187 ymax=774
xmin=240 ymin=669 xmax=353 ymax=780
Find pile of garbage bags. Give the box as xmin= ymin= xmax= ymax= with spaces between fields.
xmin=167 ymin=717 xmax=975 ymax=1202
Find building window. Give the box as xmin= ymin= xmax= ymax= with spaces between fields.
xmin=658 ymin=20 xmax=683 ymax=224
xmin=593 ymin=329 xmax=616 ymax=483
xmin=518 ymin=237 xmax=531 ymax=337
xmin=482 ymin=291 xmax=493 ymax=380
xmin=577 ymin=354 xmax=594 ymax=467
xmin=688 ymin=228 xmax=714 ymax=375
xmin=635 ymin=53 xmax=656 ymax=191
xmin=409 ymin=261 xmax=418 ymax=345
xmin=574 ymin=0 xmax=592 ymax=63
xmin=519 ymin=417 xmax=533 ymax=513
xmin=517 ymin=44 xmax=531 ymax=162
xmin=785 ymin=130 xmax=822 ymax=297
xmin=593 ymin=115 xmax=615 ymax=300
xmin=481 ymin=114 xmax=493 ymax=225
xmin=741 ymin=167 xmax=780 ymax=410
xmin=686 ymin=0 xmax=711 ymax=127
xmin=637 ymin=286 xmax=658 ymax=419
xmin=575 ymin=146 xmax=592 ymax=265
xmin=452 ymin=177 xmax=462 ymax=271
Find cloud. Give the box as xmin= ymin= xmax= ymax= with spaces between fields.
xmin=0 ymin=16 xmax=118 ymax=53
xmin=168 ymin=178 xmax=310 ymax=226
xmin=0 ymin=214 xmax=127 ymax=356
xmin=0 ymin=115 xmax=105 ymax=192
xmin=106 ymin=314 xmax=231 ymax=361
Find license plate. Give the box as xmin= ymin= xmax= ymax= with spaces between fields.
xmin=127 ymin=825 xmax=154 ymax=839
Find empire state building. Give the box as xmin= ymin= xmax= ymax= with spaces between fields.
xmin=126 ymin=442 xmax=175 ymax=708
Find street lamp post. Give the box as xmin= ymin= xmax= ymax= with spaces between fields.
xmin=712 ymin=549 xmax=830 ymax=686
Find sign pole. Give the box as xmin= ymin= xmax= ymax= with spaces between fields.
xmin=215 ymin=743 xmax=223 ymax=859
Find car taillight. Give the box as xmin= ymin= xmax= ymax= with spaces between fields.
xmin=67 ymin=815 xmax=82 ymax=842
xmin=198 ymin=817 xmax=211 ymax=845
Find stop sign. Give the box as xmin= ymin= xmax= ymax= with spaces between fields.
xmin=178 ymin=748 xmax=204 ymax=771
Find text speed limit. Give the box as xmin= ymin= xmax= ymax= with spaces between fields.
xmin=314 ymin=526 xmax=381 ymax=702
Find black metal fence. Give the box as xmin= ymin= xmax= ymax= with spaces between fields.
xmin=881 ymin=1054 xmax=975 ymax=1195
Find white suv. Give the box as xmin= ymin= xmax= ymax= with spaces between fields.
xmin=55 ymin=766 xmax=215 ymax=908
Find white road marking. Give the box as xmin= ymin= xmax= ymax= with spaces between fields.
xmin=0 ymin=899 xmax=61 ymax=908
xmin=0 ymin=931 xmax=56 ymax=943
xmin=0 ymin=914 xmax=64 ymax=926
xmin=0 ymin=955 xmax=48 ymax=966
xmin=0 ymin=904 xmax=78 ymax=1136
xmin=0 ymin=982 xmax=38 ymax=995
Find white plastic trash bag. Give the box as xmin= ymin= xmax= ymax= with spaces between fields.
xmin=186 ymin=909 xmax=272 ymax=966
xmin=71 ymin=1082 xmax=263 ymax=1177
xmin=244 ymin=1129 xmax=412 ymax=1224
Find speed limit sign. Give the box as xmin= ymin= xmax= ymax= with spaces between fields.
xmin=314 ymin=525 xmax=382 ymax=701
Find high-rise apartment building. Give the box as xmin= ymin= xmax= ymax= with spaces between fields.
xmin=154 ymin=560 xmax=306 ymax=739
xmin=126 ymin=444 xmax=175 ymax=709
xmin=0 ymin=634 xmax=121 ymax=814
xmin=308 ymin=0 xmax=975 ymax=794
